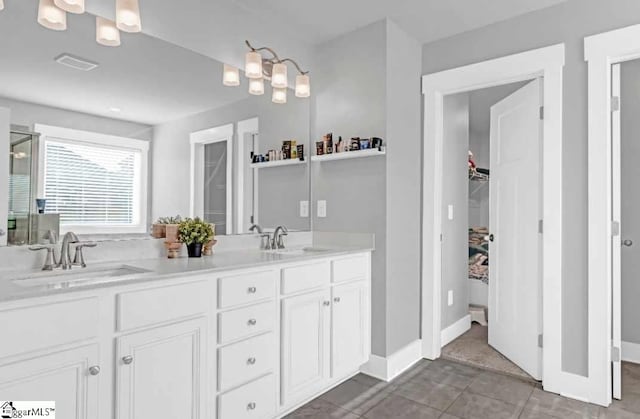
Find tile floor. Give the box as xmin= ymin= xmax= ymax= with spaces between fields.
xmin=285 ymin=359 xmax=640 ymax=418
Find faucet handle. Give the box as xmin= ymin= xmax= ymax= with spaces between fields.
xmin=73 ymin=242 xmax=96 ymax=268
xmin=29 ymin=245 xmax=57 ymax=271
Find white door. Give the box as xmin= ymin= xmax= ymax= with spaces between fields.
xmin=488 ymin=78 xmax=543 ymax=380
xmin=0 ymin=345 xmax=99 ymax=418
xmin=280 ymin=289 xmax=331 ymax=407
xmin=331 ymin=281 xmax=369 ymax=378
xmin=116 ymin=318 xmax=208 ymax=419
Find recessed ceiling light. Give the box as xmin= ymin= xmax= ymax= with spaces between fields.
xmin=54 ymin=53 xmax=99 ymax=71
xmin=109 ymin=107 xmax=121 ymax=112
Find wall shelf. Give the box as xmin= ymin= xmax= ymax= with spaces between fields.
xmin=250 ymin=159 xmax=307 ymax=169
xmin=311 ymin=148 xmax=386 ymax=162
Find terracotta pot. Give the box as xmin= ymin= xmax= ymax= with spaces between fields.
xmin=165 ymin=224 xmax=179 ymax=243
xmin=164 ymin=241 xmax=182 ymax=259
xmin=151 ymin=224 xmax=166 ymax=239
xmin=187 ymin=243 xmax=203 ymax=258
xmin=203 ymin=239 xmax=217 ymax=256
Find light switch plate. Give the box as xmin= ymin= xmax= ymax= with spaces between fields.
xmin=299 ymin=200 xmax=309 ymax=218
xmin=317 ymin=200 xmax=327 ymax=218
xmin=448 ymin=204 xmax=454 ymax=220
xmin=447 ymin=290 xmax=453 ymax=306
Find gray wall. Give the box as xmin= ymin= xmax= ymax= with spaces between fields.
xmin=152 ymin=94 xmax=310 ymax=232
xmin=441 ymin=93 xmax=470 ymax=329
xmin=312 ymin=20 xmax=422 ymax=357
xmin=421 ymin=0 xmax=640 ymax=377
xmin=621 ymin=59 xmax=640 ymax=345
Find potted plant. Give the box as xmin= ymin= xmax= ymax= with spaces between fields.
xmin=178 ymin=217 xmax=214 ymax=258
xmin=152 ymin=215 xmax=182 ymax=239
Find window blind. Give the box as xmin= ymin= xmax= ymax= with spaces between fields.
xmin=43 ymin=139 xmax=141 ymax=227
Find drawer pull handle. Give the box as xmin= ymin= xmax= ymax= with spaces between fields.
xmin=247 ymin=286 xmax=257 ymax=294
xmin=122 ymin=355 xmax=134 ymax=365
xmin=247 ymin=357 xmax=257 ymax=365
xmin=248 ymin=318 xmax=257 ymax=326
xmin=334 ymin=297 xmax=341 ymax=303
xmin=89 ymin=366 xmax=101 ymax=376
xmin=247 ymin=402 xmax=257 ymax=410
xmin=323 ymin=301 xmax=331 ymax=306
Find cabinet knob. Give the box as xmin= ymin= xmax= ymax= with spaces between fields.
xmin=623 ymin=239 xmax=633 ymax=247
xmin=247 ymin=402 xmax=257 ymax=410
xmin=248 ymin=318 xmax=257 ymax=326
xmin=323 ymin=301 xmax=331 ymax=306
xmin=247 ymin=286 xmax=257 ymax=294
xmin=334 ymin=297 xmax=341 ymax=303
xmin=247 ymin=357 xmax=257 ymax=365
xmin=89 ymin=365 xmax=101 ymax=376
xmin=122 ymin=355 xmax=134 ymax=365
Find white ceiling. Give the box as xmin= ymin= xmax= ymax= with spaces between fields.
xmin=0 ymin=1 xmax=249 ymax=125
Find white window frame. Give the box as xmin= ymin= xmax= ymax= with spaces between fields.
xmin=35 ymin=123 xmax=149 ymax=235
xmin=421 ymin=44 xmax=565 ymax=397
xmin=189 ymin=124 xmax=234 ymax=233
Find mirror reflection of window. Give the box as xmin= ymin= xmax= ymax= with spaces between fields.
xmin=8 ymin=132 xmax=34 ymax=245
xmin=203 ymin=141 xmax=228 ymax=235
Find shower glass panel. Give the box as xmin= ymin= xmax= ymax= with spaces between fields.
xmin=203 ymin=141 xmax=228 ymax=235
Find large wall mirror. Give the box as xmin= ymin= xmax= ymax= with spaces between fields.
xmin=0 ymin=1 xmax=311 ymax=246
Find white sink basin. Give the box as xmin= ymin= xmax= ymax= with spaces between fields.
xmin=272 ymin=247 xmax=331 ymax=256
xmin=11 ymin=265 xmax=151 ymax=288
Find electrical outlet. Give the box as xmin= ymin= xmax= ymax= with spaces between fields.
xmin=448 ymin=204 xmax=454 ymax=220
xmin=448 ymin=290 xmax=454 ymax=306
xmin=299 ymin=200 xmax=309 ymax=218
xmin=317 ymin=200 xmax=327 ymax=218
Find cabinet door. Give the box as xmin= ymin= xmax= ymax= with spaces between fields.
xmin=331 ymin=281 xmax=369 ymax=379
xmin=116 ymin=317 xmax=207 ymax=419
xmin=0 ymin=344 xmax=99 ymax=419
xmin=280 ymin=289 xmax=331 ymax=407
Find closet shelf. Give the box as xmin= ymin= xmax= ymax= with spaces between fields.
xmin=250 ymin=159 xmax=307 ymax=169
xmin=311 ymin=148 xmax=386 ymax=162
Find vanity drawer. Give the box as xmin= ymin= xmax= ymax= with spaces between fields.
xmin=218 ymin=270 xmax=277 ymax=309
xmin=281 ymin=261 xmax=330 ymax=295
xmin=0 ymin=297 xmax=98 ymax=359
xmin=218 ymin=374 xmax=276 ymax=419
xmin=117 ymin=281 xmax=210 ymax=331
xmin=218 ymin=332 xmax=275 ymax=391
xmin=332 ymin=254 xmax=369 ymax=283
xmin=218 ymin=301 xmax=275 ymax=344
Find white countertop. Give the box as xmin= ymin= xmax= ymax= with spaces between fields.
xmin=0 ymin=245 xmax=373 ymax=303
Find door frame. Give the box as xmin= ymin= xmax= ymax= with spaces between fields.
xmin=421 ymin=44 xmax=565 ymax=393
xmin=584 ymin=23 xmax=640 ymax=407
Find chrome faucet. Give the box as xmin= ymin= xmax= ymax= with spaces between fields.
xmin=272 ymin=226 xmax=288 ymax=250
xmin=29 ymin=231 xmax=96 ymax=271
xmin=251 ymin=223 xmax=272 ymax=250
xmin=59 ymin=232 xmax=80 ymax=270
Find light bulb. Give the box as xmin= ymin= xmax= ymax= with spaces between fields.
xmin=116 ymin=0 xmax=141 ymax=33
xmin=223 ymin=64 xmax=240 ymax=87
xmin=272 ymin=87 xmax=287 ymax=104
xmin=54 ymin=0 xmax=84 ymax=14
xmin=96 ymin=17 xmax=121 ymax=47
xmin=295 ymin=74 xmax=311 ymax=98
xmin=249 ymin=78 xmax=264 ymax=95
xmin=245 ymin=51 xmax=263 ymax=79
xmin=38 ymin=0 xmax=67 ymax=31
xmin=271 ymin=63 xmax=288 ymax=88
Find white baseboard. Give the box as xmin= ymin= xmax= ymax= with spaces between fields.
xmin=440 ymin=314 xmax=471 ymax=347
xmin=622 ymin=341 xmax=640 ymax=364
xmin=360 ymin=339 xmax=423 ymax=382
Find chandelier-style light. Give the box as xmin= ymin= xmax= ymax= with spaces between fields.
xmin=224 ymin=40 xmax=311 ymax=104
xmin=222 ymin=64 xmax=240 ymax=87
xmin=54 ymin=0 xmax=84 ymax=14
xmin=38 ymin=0 xmax=67 ymax=31
xmin=116 ymin=0 xmax=142 ymax=33
xmin=0 ymin=0 xmax=5 ymax=11
xmin=96 ymin=17 xmax=121 ymax=46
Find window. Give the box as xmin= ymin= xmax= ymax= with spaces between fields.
xmin=36 ymin=124 xmax=149 ymax=234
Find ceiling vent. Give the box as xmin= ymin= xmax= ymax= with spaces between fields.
xmin=54 ymin=54 xmax=99 ymax=71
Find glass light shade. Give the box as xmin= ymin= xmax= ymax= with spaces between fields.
xmin=271 ymin=63 xmax=288 ymax=88
xmin=223 ymin=64 xmax=240 ymax=87
xmin=245 ymin=51 xmax=263 ymax=79
xmin=295 ymin=74 xmax=311 ymax=98
xmin=249 ymin=78 xmax=264 ymax=95
xmin=96 ymin=17 xmax=121 ymax=47
xmin=0 ymin=0 xmax=4 ymax=11
xmin=116 ymin=0 xmax=141 ymax=33
xmin=38 ymin=0 xmax=67 ymax=31
xmin=272 ymin=87 xmax=287 ymax=104
xmin=54 ymin=0 xmax=84 ymax=14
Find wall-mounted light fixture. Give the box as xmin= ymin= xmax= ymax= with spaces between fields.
xmin=223 ymin=40 xmax=310 ymax=104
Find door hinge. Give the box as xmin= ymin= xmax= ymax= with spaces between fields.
xmin=612 ymin=96 xmax=620 ymax=112
xmin=539 ymin=106 xmax=544 ymax=120
xmin=538 ymin=334 xmax=543 ymax=348
xmin=538 ymin=219 xmax=543 ymax=234
xmin=612 ymin=345 xmax=621 ymax=362
xmin=612 ymin=221 xmax=621 ymax=237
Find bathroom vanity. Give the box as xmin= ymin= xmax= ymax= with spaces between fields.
xmin=0 ymin=247 xmax=372 ymax=419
